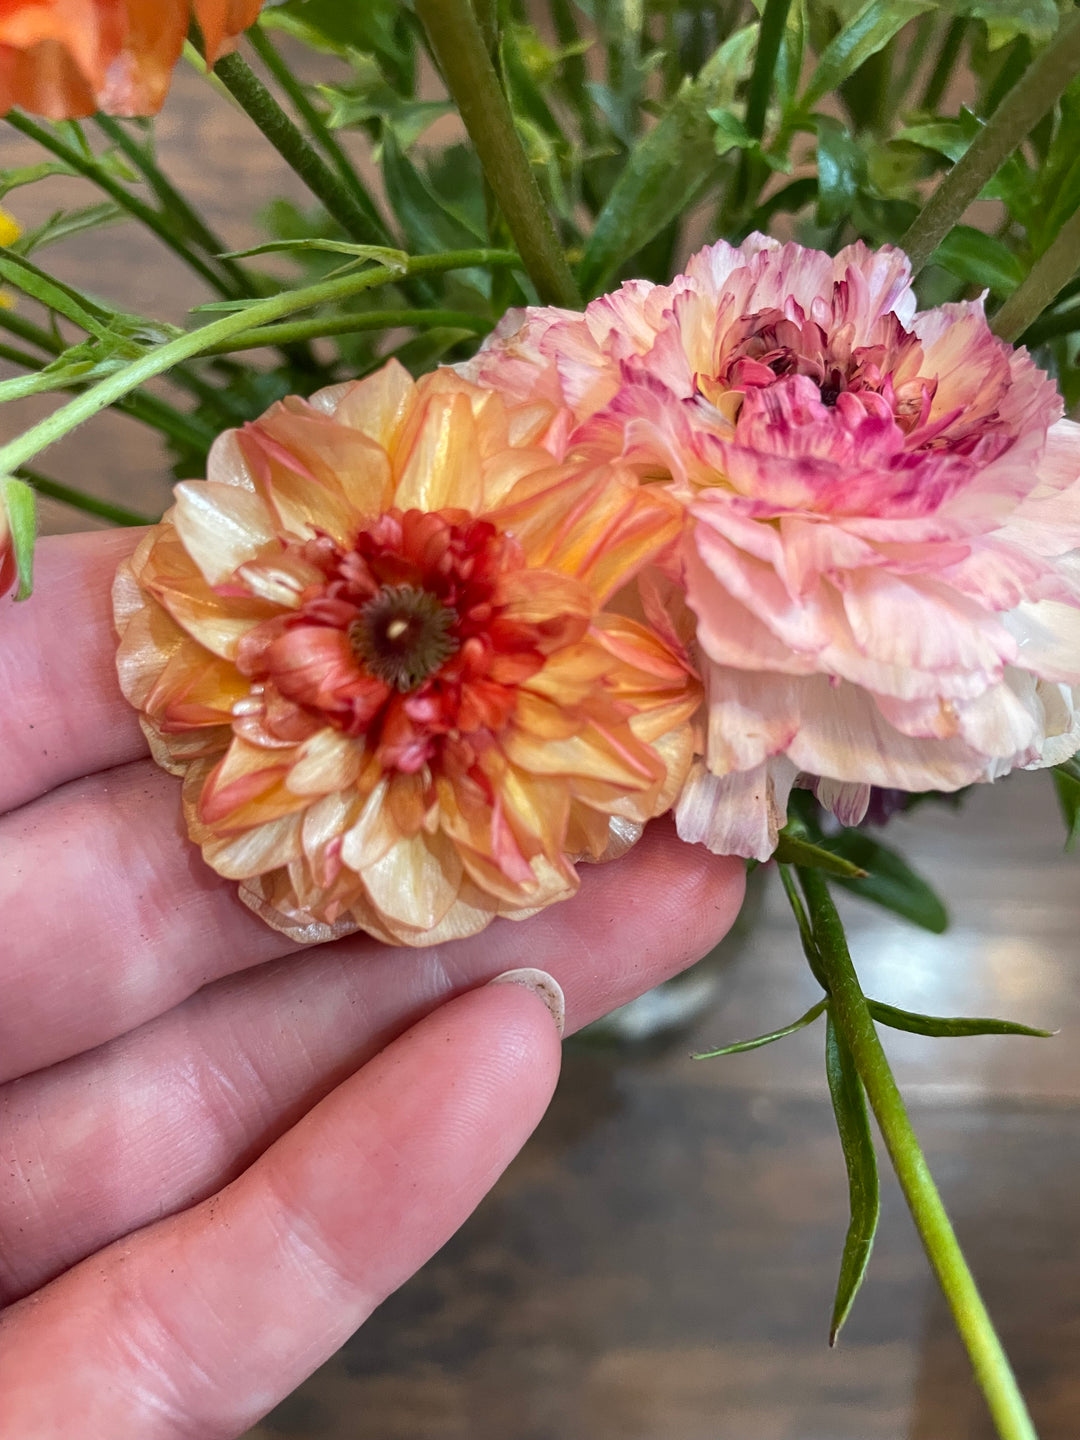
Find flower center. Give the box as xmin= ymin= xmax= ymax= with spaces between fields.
xmin=349 ymin=583 xmax=459 ymax=693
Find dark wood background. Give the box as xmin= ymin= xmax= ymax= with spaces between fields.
xmin=2 ymin=52 xmax=1079 ymax=1440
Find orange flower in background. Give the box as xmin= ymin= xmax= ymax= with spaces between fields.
xmin=115 ymin=362 xmax=698 ymax=946
xmin=0 ymin=0 xmax=263 ymax=118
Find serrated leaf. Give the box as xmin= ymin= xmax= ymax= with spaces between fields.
xmin=819 ymin=830 xmax=949 ymax=933
xmin=1 ymin=476 xmax=37 ymax=601
xmin=692 ymin=998 xmax=828 ymax=1059
xmin=775 ymin=833 xmax=868 ymax=880
xmin=578 ymin=24 xmax=756 ymax=294
xmin=930 ymin=224 xmax=1025 ymax=295
xmin=868 ymin=1000 xmax=1054 ymax=1038
xmin=825 ymin=1010 xmax=879 ymax=1345
xmin=815 ymin=115 xmax=866 ymax=226
xmin=1052 ymin=759 xmax=1080 ymax=851
xmin=802 ymin=0 xmax=936 ymax=109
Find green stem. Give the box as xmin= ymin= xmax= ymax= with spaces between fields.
xmin=901 ymin=9 xmax=1080 ymax=274
xmin=992 ymin=206 xmax=1080 ymax=343
xmin=212 ymin=52 xmax=385 ymax=246
xmin=16 ymin=466 xmax=155 ymax=526
xmin=0 ymin=308 xmax=63 ymax=354
xmin=5 ymin=112 xmax=233 ymax=297
xmin=202 ymin=307 xmax=489 ymax=356
xmin=797 ymin=868 xmax=1037 ymax=1440
xmin=246 ymin=26 xmax=390 ymax=243
xmin=0 ymin=339 xmax=45 ymax=369
xmin=0 ymin=249 xmax=519 ymax=474
xmin=414 ymin=0 xmax=581 ymax=308
xmin=746 ymin=0 xmax=793 ymax=138
xmin=93 ymin=116 xmax=257 ymax=297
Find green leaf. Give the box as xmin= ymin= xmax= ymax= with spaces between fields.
xmin=578 ymin=24 xmax=756 ymax=294
xmin=10 ymin=202 xmax=127 ymax=256
xmin=220 ymin=239 xmax=410 ymax=272
xmin=930 ymin=223 xmax=1025 ymax=295
xmin=1052 ymin=759 xmax=1080 ymax=851
xmin=692 ymin=998 xmax=828 ymax=1059
xmin=0 ymin=250 xmax=114 ymax=339
xmin=774 ymin=833 xmax=868 ymax=880
xmin=821 ymin=830 xmax=949 ymax=934
xmin=815 ymin=115 xmax=866 ymax=226
xmin=825 ymin=1010 xmax=879 ymax=1345
xmin=1 ymin=475 xmax=37 ymax=601
xmin=949 ymin=0 xmax=1058 ymax=48
xmin=0 ymin=161 xmax=79 ymax=196
xmin=802 ymin=0 xmax=936 ymax=109
xmin=868 ymin=1000 xmax=1054 ymax=1039
xmin=380 ymin=129 xmax=486 ymax=257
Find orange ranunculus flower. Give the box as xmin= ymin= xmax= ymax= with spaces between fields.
xmin=114 ymin=362 xmax=699 ymax=946
xmin=0 ymin=0 xmax=263 ymax=118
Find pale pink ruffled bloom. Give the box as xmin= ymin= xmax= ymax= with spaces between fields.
xmin=464 ymin=235 xmax=1080 ymax=858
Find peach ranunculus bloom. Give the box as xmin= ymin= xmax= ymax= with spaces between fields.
xmin=114 ymin=362 xmax=700 ymax=945
xmin=463 ymin=234 xmax=1080 ymax=859
xmin=0 ymin=0 xmax=263 ymax=118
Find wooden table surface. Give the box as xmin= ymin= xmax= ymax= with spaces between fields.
xmin=3 ymin=57 xmax=1079 ymax=1440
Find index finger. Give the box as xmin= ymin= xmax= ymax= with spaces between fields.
xmin=0 ymin=529 xmax=148 ymax=815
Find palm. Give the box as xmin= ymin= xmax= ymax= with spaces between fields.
xmin=0 ymin=530 xmax=744 ymax=1438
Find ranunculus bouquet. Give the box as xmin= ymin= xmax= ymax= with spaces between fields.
xmin=2 ymin=4 xmax=1080 ymax=1438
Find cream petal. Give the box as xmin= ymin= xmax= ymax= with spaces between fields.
xmin=202 ymin=812 xmax=305 ymax=879
xmin=362 ymin=830 xmax=463 ymax=930
xmin=675 ymin=756 xmax=797 ymax=862
xmin=286 ymin=728 xmax=364 ymax=797
xmin=173 ymin=480 xmax=277 ymax=585
xmin=394 ymin=390 xmax=484 ymax=513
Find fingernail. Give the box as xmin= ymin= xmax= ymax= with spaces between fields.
xmin=486 ymin=967 xmax=565 ymax=1036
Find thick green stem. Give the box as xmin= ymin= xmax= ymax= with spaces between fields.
xmin=0 ymin=249 xmax=519 ymax=474
xmin=5 ymin=112 xmax=233 ymax=297
xmin=16 ymin=467 xmax=154 ymax=526
xmin=93 ymin=116 xmax=257 ymax=297
xmin=212 ymin=52 xmax=385 ymax=246
xmin=414 ymin=0 xmax=581 ymax=308
xmin=992 ymin=206 xmax=1080 ymax=343
xmin=797 ymin=868 xmax=1037 ymax=1440
xmin=202 ymin=307 xmax=488 ymax=356
xmin=901 ymin=10 xmax=1080 ymax=274
xmin=246 ymin=26 xmax=389 ymax=242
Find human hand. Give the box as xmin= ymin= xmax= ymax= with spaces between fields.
xmin=0 ymin=529 xmax=745 ymax=1438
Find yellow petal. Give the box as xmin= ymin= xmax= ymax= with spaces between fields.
xmin=394 ymin=390 xmax=484 ymax=513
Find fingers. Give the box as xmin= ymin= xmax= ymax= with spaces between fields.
xmin=0 ymin=981 xmax=562 ymax=1439
xmin=1 ymin=742 xmax=746 ymax=1082
xmin=0 ymin=530 xmax=148 ymax=815
xmin=0 ymin=759 xmax=301 ymax=1080
xmin=0 ymin=821 xmax=745 ymax=1303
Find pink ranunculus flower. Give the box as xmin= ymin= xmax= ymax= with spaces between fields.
xmin=463 ymin=235 xmax=1080 ymax=858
